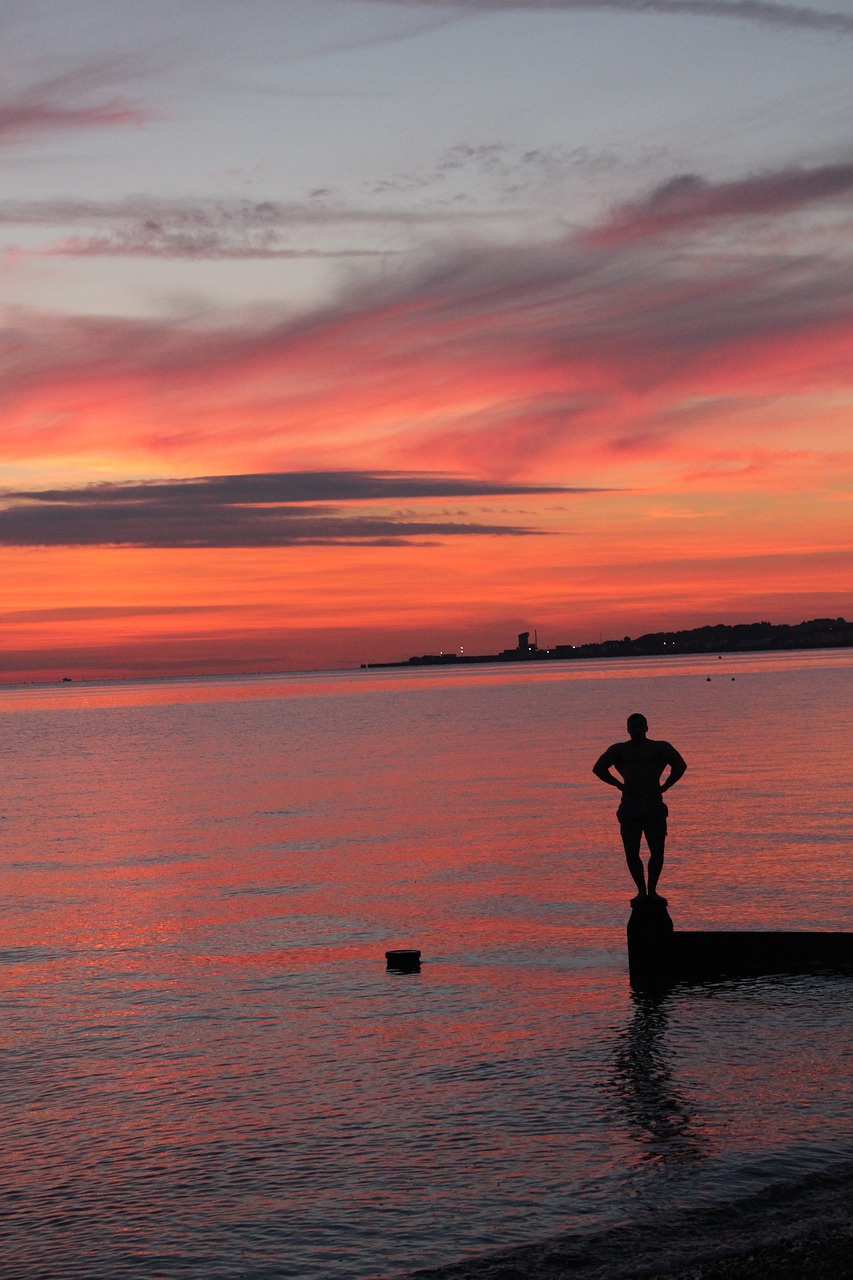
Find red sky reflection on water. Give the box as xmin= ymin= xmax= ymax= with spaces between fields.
xmin=0 ymin=656 xmax=850 ymax=1280
xmin=1 ymin=651 xmax=851 ymax=978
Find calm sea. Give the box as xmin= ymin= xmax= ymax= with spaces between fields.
xmin=0 ymin=649 xmax=851 ymax=1279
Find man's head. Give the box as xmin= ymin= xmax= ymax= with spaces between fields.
xmin=627 ymin=713 xmax=648 ymax=740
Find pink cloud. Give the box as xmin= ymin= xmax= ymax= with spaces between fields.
xmin=1 ymin=168 xmax=851 ymax=486
xmin=0 ymin=63 xmax=148 ymax=146
xmin=0 ymin=96 xmax=145 ymax=143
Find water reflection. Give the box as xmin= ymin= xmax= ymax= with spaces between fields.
xmin=610 ymin=992 xmax=706 ymax=1166
xmin=2 ymin=656 xmax=851 ymax=1278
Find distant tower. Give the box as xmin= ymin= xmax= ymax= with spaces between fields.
xmin=517 ymin=631 xmax=537 ymax=653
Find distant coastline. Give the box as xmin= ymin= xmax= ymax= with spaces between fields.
xmin=364 ymin=616 xmax=853 ymax=669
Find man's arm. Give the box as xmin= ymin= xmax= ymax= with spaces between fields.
xmin=660 ymin=742 xmax=687 ymax=793
xmin=592 ymin=746 xmax=624 ymax=791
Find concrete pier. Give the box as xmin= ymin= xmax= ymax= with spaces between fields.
xmin=627 ymin=899 xmax=853 ymax=990
xmin=627 ymin=896 xmax=675 ymax=990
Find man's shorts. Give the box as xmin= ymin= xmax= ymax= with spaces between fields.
xmin=617 ymin=797 xmax=668 ymax=840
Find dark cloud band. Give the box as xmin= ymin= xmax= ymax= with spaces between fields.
xmin=0 ymin=471 xmax=583 ymax=548
xmin=593 ymin=161 xmax=853 ymax=242
xmin=370 ymin=0 xmax=853 ymax=35
xmin=0 ymin=195 xmax=492 ymax=259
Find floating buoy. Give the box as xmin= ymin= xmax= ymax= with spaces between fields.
xmin=385 ymin=948 xmax=421 ymax=972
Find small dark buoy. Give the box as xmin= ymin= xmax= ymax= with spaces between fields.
xmin=385 ymin=948 xmax=421 ymax=972
xmin=706 ymin=676 xmax=711 ymax=681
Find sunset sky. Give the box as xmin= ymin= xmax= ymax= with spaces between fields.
xmin=1 ymin=0 xmax=851 ymax=679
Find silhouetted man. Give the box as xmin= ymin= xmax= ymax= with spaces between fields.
xmin=593 ymin=714 xmax=686 ymax=903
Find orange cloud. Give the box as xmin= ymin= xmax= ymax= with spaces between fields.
xmin=3 ymin=225 xmax=851 ymax=488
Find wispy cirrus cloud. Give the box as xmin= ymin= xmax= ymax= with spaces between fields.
xmin=362 ymin=140 xmax=643 ymax=212
xmin=1 ymin=158 xmax=851 ymax=482
xmin=0 ymin=61 xmax=149 ymax=146
xmin=0 ymin=472 xmax=579 ymax=547
xmin=0 ymin=603 xmax=250 ymax=623
xmin=591 ymin=160 xmax=853 ymax=243
xmin=48 ymin=234 xmax=392 ymax=260
xmin=364 ymin=0 xmax=853 ymax=35
xmin=0 ymin=193 xmax=491 ymax=258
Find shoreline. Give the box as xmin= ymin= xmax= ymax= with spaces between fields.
xmin=365 ymin=617 xmax=853 ymax=670
xmin=408 ymin=1225 xmax=853 ymax=1280
xmin=670 ymin=1226 xmax=853 ymax=1278
xmin=404 ymin=1218 xmax=850 ymax=1280
xmin=406 ymin=1160 xmax=853 ymax=1280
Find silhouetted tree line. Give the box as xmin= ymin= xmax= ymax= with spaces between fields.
xmin=367 ymin=616 xmax=853 ymax=668
xmin=564 ymin=616 xmax=852 ymax=659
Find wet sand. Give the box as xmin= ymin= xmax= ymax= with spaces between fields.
xmin=673 ymin=1227 xmax=853 ymax=1278
xmin=408 ymin=1165 xmax=853 ymax=1280
xmin=410 ymin=1225 xmax=853 ymax=1280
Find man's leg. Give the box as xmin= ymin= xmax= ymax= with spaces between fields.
xmin=645 ymin=828 xmax=665 ymax=897
xmin=620 ymin=823 xmax=646 ymax=898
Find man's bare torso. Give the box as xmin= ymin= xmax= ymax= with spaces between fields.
xmin=600 ymin=738 xmax=679 ymax=799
